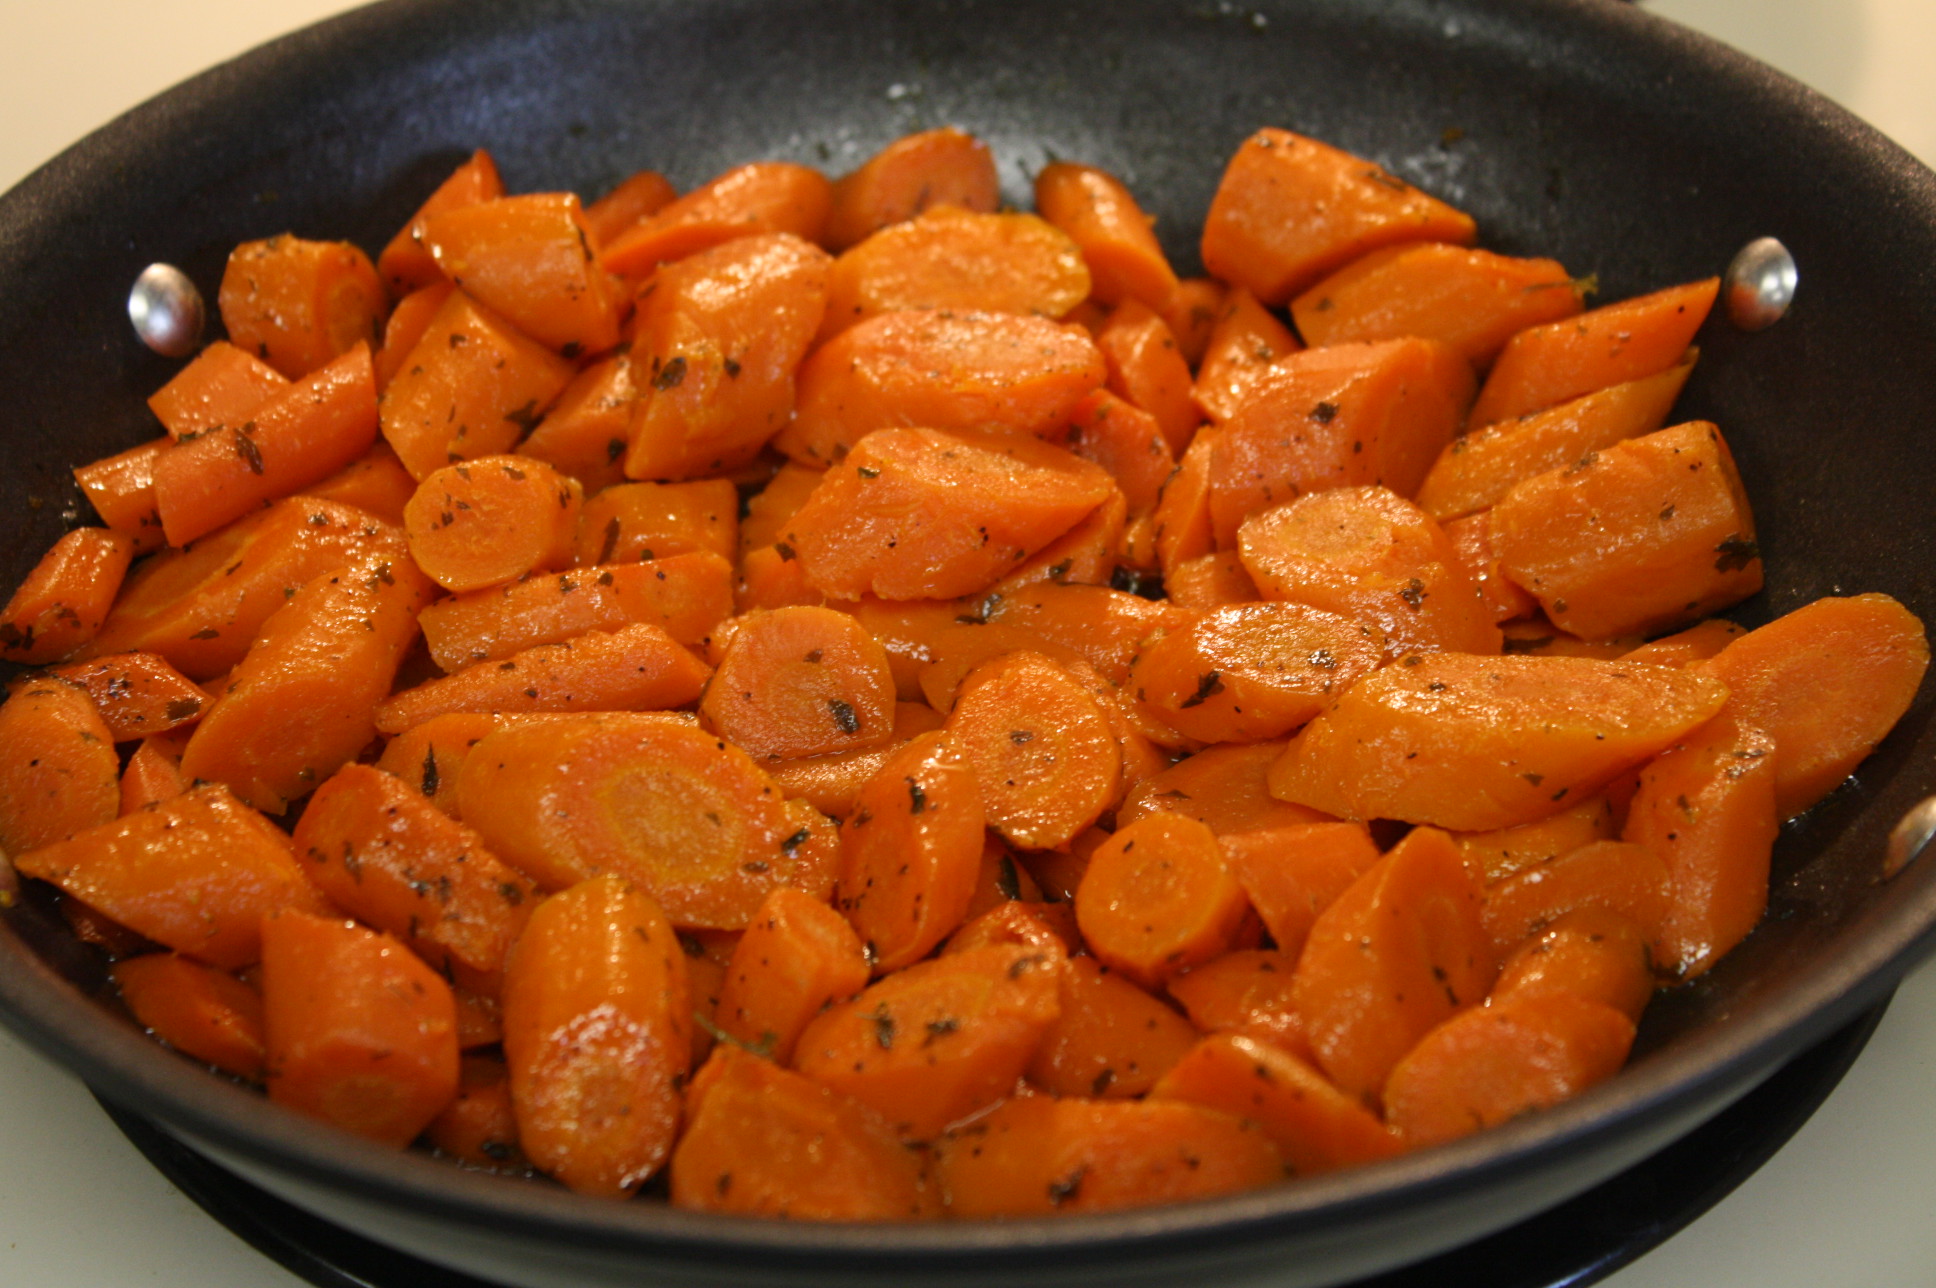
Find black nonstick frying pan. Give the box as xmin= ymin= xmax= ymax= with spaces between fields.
xmin=0 ymin=1 xmax=1933 ymax=1285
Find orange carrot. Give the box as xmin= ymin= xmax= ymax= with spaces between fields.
xmin=112 ymin=952 xmax=267 ymax=1080
xmin=1491 ymin=907 xmax=1656 ymax=1022
xmin=516 ymin=355 xmax=639 ymax=493
xmin=373 ymin=281 xmax=455 ymax=394
xmin=1035 ymin=162 xmax=1179 ymax=309
xmin=582 ymin=169 xmax=679 ymax=249
xmin=1191 ymin=287 xmax=1302 ymax=424
xmin=0 ymin=528 xmax=136 ymax=664
xmin=218 ymin=235 xmax=387 ymax=379
xmin=1164 ymin=551 xmax=1260 ymax=610
xmin=426 ymin=1055 xmax=527 ymax=1169
xmin=72 ymin=437 xmax=170 ymax=555
xmin=403 ymin=454 xmax=583 ymax=592
xmin=120 ymin=736 xmax=189 ymax=814
xmin=1096 ymin=299 xmax=1199 ymax=454
xmin=45 ymin=651 xmax=210 ymax=742
xmin=961 ymin=836 xmax=1046 ymax=920
xmin=1480 ymin=839 xmax=1674 ymax=959
xmin=1164 ymin=950 xmax=1309 ymax=1060
xmin=1620 ymin=617 xmax=1746 ymax=667
xmin=302 ymin=442 xmax=418 ymax=526
xmin=987 ymin=581 xmax=1196 ymax=687
xmin=146 ymin=340 xmax=289 ymax=440
xmin=714 ymin=886 xmax=870 ymax=1063
xmin=600 ymin=162 xmax=833 ymax=277
xmin=1151 ymin=427 xmax=1218 ymax=577
xmin=377 ymin=149 xmax=505 ymax=294
xmin=1442 ymin=511 xmax=1540 ymax=624
xmin=1026 ymin=955 xmax=1200 ymax=1099
xmin=0 ymin=678 xmax=120 ymax=853
xmin=826 ymin=127 xmax=1000 ymax=251
xmin=573 ymin=478 xmax=739 ymax=566
xmin=1063 ymin=388 xmax=1176 ymax=518
xmin=1161 ymin=276 xmax=1228 ymax=367
xmin=700 ymin=605 xmax=897 ymax=759
xmin=1218 ymin=822 xmax=1381 ymax=963
xmin=1452 ymin=793 xmax=1620 ymax=885
xmin=1117 ymin=740 xmax=1329 ymax=835
xmin=421 ymin=192 xmax=624 ymax=355
xmin=945 ymin=896 xmax=1077 ymax=955
xmin=1074 ymin=812 xmax=1250 ymax=989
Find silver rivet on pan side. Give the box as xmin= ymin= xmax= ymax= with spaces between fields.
xmin=1883 ymin=794 xmax=1936 ymax=878
xmin=127 ymin=263 xmax=205 ymax=357
xmin=1724 ymin=236 xmax=1798 ymax=331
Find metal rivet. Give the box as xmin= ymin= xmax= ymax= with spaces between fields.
xmin=1724 ymin=236 xmax=1797 ymax=331
xmin=127 ymin=263 xmax=205 ymax=358
xmin=1882 ymin=795 xmax=1936 ymax=878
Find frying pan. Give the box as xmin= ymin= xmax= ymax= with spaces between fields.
xmin=1 ymin=1 xmax=1933 ymax=1285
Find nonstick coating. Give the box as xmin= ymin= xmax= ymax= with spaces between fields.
xmin=1 ymin=1 xmax=1934 ymax=1285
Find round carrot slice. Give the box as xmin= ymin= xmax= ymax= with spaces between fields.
xmin=1074 ymin=812 xmax=1251 ymax=989
xmin=700 ymin=605 xmax=896 ymax=759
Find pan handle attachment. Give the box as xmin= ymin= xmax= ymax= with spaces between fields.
xmin=1883 ymin=794 xmax=1936 ymax=878
xmin=1724 ymin=236 xmax=1798 ymax=330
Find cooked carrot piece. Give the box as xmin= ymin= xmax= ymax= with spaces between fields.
xmin=739 ymin=463 xmax=824 ymax=556
xmin=80 ymin=497 xmax=408 ymax=681
xmin=147 ymin=340 xmax=290 ymax=440
xmin=302 ymin=442 xmax=418 ymax=526
xmin=291 ymin=764 xmax=537 ymax=994
xmin=1491 ymin=908 xmax=1656 ymax=1022
xmin=0 ymin=679 xmax=120 ymax=853
xmin=573 ymin=478 xmax=738 ymax=566
xmin=1237 ymin=485 xmax=1500 ymax=656
xmin=422 ymin=192 xmax=625 ymax=355
xmin=378 ymin=149 xmax=505 ymax=294
xmin=373 ymin=282 xmax=455 ymax=393
xmin=935 ymin=1093 xmax=1282 ymax=1216
xmin=516 ymin=355 xmax=639 ymax=493
xmin=992 ymin=489 xmax=1126 ymax=595
xmin=1293 ymin=244 xmax=1584 ymax=367
xmin=0 ymin=528 xmax=136 ymax=664
xmin=947 ymin=651 xmax=1124 ymax=850
xmin=1470 ymin=278 xmax=1719 ymax=427
xmin=946 ymin=896 xmax=1077 ymax=956
xmin=16 ymin=783 xmax=327 ymax=968
xmin=764 ymin=701 xmax=945 ymax=817
xmin=1096 ymin=299 xmax=1199 ymax=454
xmin=1480 ymin=839 xmax=1674 ymax=958
xmin=1118 ymin=740 xmax=1327 ymax=835
xmin=1442 ymin=511 xmax=1540 ymax=624
xmin=1218 ymin=822 xmax=1381 ymax=963
xmin=379 ymin=289 xmax=577 ymax=480
xmin=45 ymin=651 xmax=209 ymax=741
xmin=1489 ymin=421 xmax=1762 ymax=640
xmin=1161 ymin=277 xmax=1227 ymax=367
xmin=1130 ymin=602 xmax=1385 ymax=743
xmin=454 ymin=713 xmax=835 ymax=927
xmin=684 ymin=942 xmax=728 ymax=1069
xmin=1164 ymin=950 xmax=1309 ymax=1059
xmin=1075 ymin=813 xmax=1250 ymax=989
xmin=1062 ymin=388 xmax=1176 ymax=518
xmin=180 ymin=555 xmax=435 ymax=812
xmin=1452 ymin=792 xmax=1620 ymax=885
xmin=1415 ymin=358 xmax=1694 ymax=521
xmin=1165 ymin=551 xmax=1260 ymax=609
xmin=624 ymin=233 xmax=832 ymax=481
xmin=600 ymin=162 xmax=833 ymax=278
xmin=1619 ymin=617 xmax=1746 ymax=667
xmin=1269 ymin=653 xmax=1729 ymax=832
xmin=403 ymin=454 xmax=583 ymax=592
xmin=819 ymin=206 xmax=1091 ymax=341
xmin=374 ymin=621 xmax=710 ymax=734
xmin=836 ymin=732 xmax=984 ymax=972
xmin=218 ymin=235 xmax=387 ymax=380
xmin=153 ymin=343 xmax=380 ymax=547
xmin=792 ymin=942 xmax=1063 ymax=1141
xmin=1201 ymin=128 xmax=1477 ymax=305
xmin=714 ymin=886 xmax=870 ymax=1064
xmin=452 ymin=987 xmax=504 ymax=1051
xmin=371 ymin=711 xmax=509 ymax=818
xmin=700 ymin=605 xmax=897 ymax=759
xmin=1035 ymin=161 xmax=1179 ymax=309
xmin=906 ymin=618 xmax=1091 ymax=720
xmin=120 ymin=736 xmax=189 ymax=814
xmin=582 ymin=169 xmax=679 ymax=249
xmin=1151 ymin=428 xmax=1219 ymax=577
xmin=1153 ymin=1033 xmax=1401 ymax=1174
xmin=1623 ymin=711 xmax=1779 ymax=979
xmin=825 ymin=127 xmax=1000 ymax=251
xmin=72 ymin=436 xmax=170 ymax=555
xmin=962 ymin=837 xmax=1046 ymax=921
xmin=987 ymin=582 xmax=1195 ymax=688
xmin=1191 ymin=286 xmax=1302 ymax=424
xmin=1699 ymin=593 xmax=1929 ymax=819
xmin=427 ymin=1054 xmax=527 ymax=1169
xmin=1025 ymin=955 xmax=1199 ymax=1099
xmin=1382 ymin=993 xmax=1636 ymax=1148
xmin=112 ymin=952 xmax=267 ymax=1080
xmin=1290 ymin=826 xmax=1495 ymax=1106
xmin=733 ymin=544 xmax=828 ymax=613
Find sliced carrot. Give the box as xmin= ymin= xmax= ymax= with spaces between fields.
xmin=1096 ymin=299 xmax=1199 ymax=454
xmin=945 ymin=896 xmax=1076 ymax=955
xmin=302 ymin=441 xmax=418 ymax=526
xmin=422 ymin=192 xmax=624 ymax=355
xmin=740 ymin=462 xmax=826 ymax=555
xmin=1074 ymin=812 xmax=1250 ymax=989
xmin=403 ymin=454 xmax=583 ymax=592
xmin=987 ymin=581 xmax=1195 ymax=688
xmin=1620 ymin=617 xmax=1746 ymax=667
xmin=1034 ymin=162 xmax=1178 ymax=309
xmin=582 ymin=169 xmax=679 ymax=249
xmin=1219 ymin=822 xmax=1381 ymax=962
xmin=371 ymin=711 xmax=509 ymax=818
xmin=573 ymin=478 xmax=739 ymax=566
xmin=1117 ymin=740 xmax=1328 ymax=836
xmin=1452 ymin=792 xmax=1620 ymax=885
xmin=826 ymin=127 xmax=1000 ymax=251
xmin=714 ymin=886 xmax=870 ymax=1064
xmin=1062 ymin=388 xmax=1176 ymax=517
xmin=1480 ymin=839 xmax=1674 ymax=958
xmin=516 ymin=355 xmax=639 ymax=493
xmin=1161 ymin=276 xmax=1228 ymax=367
xmin=112 ymin=952 xmax=267 ymax=1080
xmin=1026 ymin=956 xmax=1199 ymax=1099
xmin=1191 ymin=287 xmax=1302 ymax=425
xmin=218 ymin=235 xmax=387 ymax=379
xmin=962 ymin=837 xmax=1046 ymax=921
xmin=1165 ymin=950 xmax=1309 ymax=1060
xmin=992 ymin=489 xmax=1126 ymax=595
xmin=0 ymin=528 xmax=136 ymax=664
xmin=72 ymin=437 xmax=170 ymax=555
xmin=1491 ymin=908 xmax=1656 ymax=1022
xmin=1165 ymin=551 xmax=1260 ymax=610
xmin=378 ymin=148 xmax=504 ymax=294
xmin=700 ymin=605 xmax=897 ymax=759
xmin=146 ymin=340 xmax=289 ymax=440
xmin=453 ymin=987 xmax=503 ymax=1051
xmin=426 ymin=1055 xmax=527 ymax=1169
xmin=120 ymin=736 xmax=189 ymax=814
xmin=600 ymin=162 xmax=833 ymax=278
xmin=44 ymin=651 xmax=210 ymax=742
xmin=1151 ymin=427 xmax=1218 ymax=577
xmin=0 ymin=678 xmax=120 ymax=853
xmin=1442 ymin=511 xmax=1540 ymax=624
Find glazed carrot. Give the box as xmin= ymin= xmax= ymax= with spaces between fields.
xmin=673 ymin=1044 xmax=939 ymax=1218
xmin=1382 ymin=993 xmax=1635 ymax=1148
xmin=988 ymin=581 xmax=1196 ymax=687
xmin=370 ymin=711 xmax=513 ymax=818
xmin=684 ymin=942 xmax=729 ymax=1069
xmin=1290 ymin=827 xmax=1495 ymax=1105
xmin=791 ymin=942 xmax=1063 ymax=1140
xmin=836 ymin=732 xmax=984 ymax=972
xmin=1164 ymin=551 xmax=1260 ymax=609
xmin=1191 ymin=286 xmax=1302 ymax=423
xmin=16 ymin=783 xmax=327 ymax=968
xmin=0 ymin=678 xmax=120 ymax=853
xmin=152 ymin=343 xmax=380 ymax=547
xmin=1442 ymin=511 xmax=1539 ymax=624
xmin=292 ymin=764 xmax=538 ymax=994
xmin=1237 ymin=485 xmax=1500 ymax=656
xmin=1164 ymin=950 xmax=1309 ymax=1060
xmin=1201 ymin=128 xmax=1477 ymax=305
xmin=713 ymin=886 xmax=869 ymax=1063
xmin=573 ymin=478 xmax=738 ymax=565
xmin=218 ymin=235 xmax=387 ymax=379
xmin=120 ymin=736 xmax=189 ymax=814
xmin=1096 ymin=299 xmax=1200 ymax=454
xmin=379 ymin=289 xmax=577 ymax=480
xmin=947 ymin=651 xmax=1124 ymax=850
xmin=516 ymin=355 xmax=639 ymax=493
xmin=624 ymin=233 xmax=832 ymax=481
xmin=1153 ymin=1034 xmax=1401 ymax=1175
xmin=0 ymin=528 xmax=136 ymax=664
xmin=1491 ymin=908 xmax=1656 ymax=1022
xmin=1025 ymin=955 xmax=1199 ymax=1099
xmin=1469 ymin=278 xmax=1718 ymax=427
xmin=1129 ymin=601 xmax=1385 ymax=743
xmin=739 ymin=463 xmax=825 ymax=556
xmin=1480 ymin=839 xmax=1674 ymax=958
xmin=453 ymin=987 xmax=503 ymax=1051
xmin=1489 ymin=421 xmax=1762 ymax=640
xmin=422 ymin=192 xmax=625 ymax=355
xmin=1117 ymin=740 xmax=1329 ymax=835
xmin=377 ymin=148 xmax=504 ymax=293
xmin=403 ymin=454 xmax=583 ymax=592
xmin=945 ymin=896 xmax=1077 ymax=956
xmin=962 ymin=837 xmax=1046 ymax=920
xmin=374 ymin=621 xmax=710 ymax=734
xmin=501 ymin=875 xmax=690 ymax=1195
xmin=826 ymin=127 xmax=1001 ymax=251
xmin=146 ymin=340 xmax=289 ymax=440
xmin=1452 ymin=792 xmax=1621 ymax=885
xmin=1074 ymin=812 xmax=1250 ymax=989
xmin=1699 ymin=594 xmax=1929 ymax=819
xmin=427 ymin=1055 xmax=527 ymax=1170
xmin=934 ymin=1093 xmax=1282 ymax=1216
xmin=1268 ymin=653 xmax=1729 ymax=832
xmin=1035 ymin=162 xmax=1179 ymax=310
xmin=1620 ymin=617 xmax=1745 ymax=667
xmin=1218 ymin=822 xmax=1381 ymax=963
xmin=453 ymin=713 xmax=836 ymax=927
xmin=1150 ymin=428 xmax=1219 ymax=576
xmin=1162 ymin=277 xmax=1227 ymax=367
xmin=733 ymin=544 xmax=826 ymax=613
xmin=1414 ymin=357 xmax=1694 ymax=521
xmin=819 ymin=206 xmax=1091 ymax=341
xmin=302 ymin=442 xmax=417 ymax=526
xmin=600 ymin=162 xmax=833 ymax=277
xmin=82 ymin=498 xmax=408 ymax=681
xmin=992 ymin=489 xmax=1126 ymax=595
xmin=777 ymin=309 xmax=1106 ymax=466
xmin=72 ymin=436 xmax=170 ymax=554
xmin=180 ymin=555 xmax=435 ymax=812
xmin=45 ymin=651 xmax=210 ymax=741
xmin=1292 ymin=244 xmax=1584 ymax=367
xmin=373 ymin=282 xmax=455 ymax=393
xmin=1062 ymin=388 xmax=1176 ymax=517
xmin=913 ymin=620 xmax=1093 ymax=719
xmin=700 ymin=605 xmax=897 ymax=759
xmin=112 ymin=952 xmax=267 ymax=1080
xmin=583 ymin=169 xmax=679 ymax=249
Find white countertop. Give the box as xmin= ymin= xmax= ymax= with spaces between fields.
xmin=1 ymin=2 xmax=1932 ymax=1285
